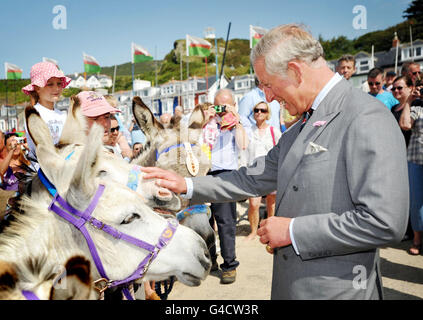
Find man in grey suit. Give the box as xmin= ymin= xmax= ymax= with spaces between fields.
xmin=142 ymin=24 xmax=409 ymax=299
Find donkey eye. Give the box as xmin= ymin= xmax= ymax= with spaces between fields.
xmin=121 ymin=213 xmax=140 ymax=225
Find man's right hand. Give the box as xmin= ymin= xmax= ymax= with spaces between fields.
xmin=141 ymin=167 xmax=187 ymax=195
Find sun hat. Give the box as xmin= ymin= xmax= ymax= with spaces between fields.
xmin=77 ymin=91 xmax=120 ymax=117
xmin=22 ymin=62 xmax=71 ymax=95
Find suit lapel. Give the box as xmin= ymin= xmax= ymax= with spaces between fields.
xmin=275 ymin=105 xmax=341 ymax=214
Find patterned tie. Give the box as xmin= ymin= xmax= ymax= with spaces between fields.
xmin=299 ymin=109 xmax=313 ymax=132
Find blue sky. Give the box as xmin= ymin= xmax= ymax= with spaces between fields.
xmin=0 ymin=0 xmax=413 ymax=78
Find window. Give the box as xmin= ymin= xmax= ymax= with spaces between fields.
xmin=198 ymin=94 xmax=206 ymax=104
xmin=416 ymin=47 xmax=422 ymax=57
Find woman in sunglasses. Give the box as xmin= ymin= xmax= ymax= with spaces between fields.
xmin=245 ymin=102 xmax=281 ymax=241
xmin=398 ymin=76 xmax=423 ymax=256
xmin=391 ymin=75 xmax=414 ymax=147
xmin=104 ymin=115 xmax=129 ymax=161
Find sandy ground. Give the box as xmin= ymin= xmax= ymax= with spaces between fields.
xmin=168 ymin=201 xmax=423 ymax=300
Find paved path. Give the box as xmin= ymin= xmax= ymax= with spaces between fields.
xmin=169 ymin=201 xmax=423 ymax=300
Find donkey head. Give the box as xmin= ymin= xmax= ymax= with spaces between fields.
xmin=131 ymin=96 xmax=211 ymax=209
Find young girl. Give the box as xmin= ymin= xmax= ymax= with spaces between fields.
xmin=22 ymin=61 xmax=71 ymax=168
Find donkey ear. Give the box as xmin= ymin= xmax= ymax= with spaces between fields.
xmin=59 ymin=95 xmax=88 ymax=146
xmin=36 ymin=144 xmax=67 ymax=193
xmin=66 ymin=124 xmax=104 ymax=208
xmin=188 ymin=105 xmax=206 ymax=129
xmin=25 ymin=106 xmax=54 ymax=148
xmin=132 ymin=96 xmax=164 ymax=137
xmin=50 ymin=255 xmax=95 ymax=300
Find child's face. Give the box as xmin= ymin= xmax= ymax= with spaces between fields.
xmin=35 ymin=77 xmax=64 ymax=104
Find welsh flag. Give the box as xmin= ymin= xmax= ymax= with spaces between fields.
xmin=186 ymin=35 xmax=212 ymax=57
xmin=4 ymin=62 xmax=23 ymax=80
xmin=132 ymin=42 xmax=153 ymax=63
xmin=250 ymin=25 xmax=268 ymax=48
xmin=83 ymin=52 xmax=101 ymax=73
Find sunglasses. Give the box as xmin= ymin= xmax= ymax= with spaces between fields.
xmin=110 ymin=126 xmax=120 ymax=133
xmin=392 ymin=86 xmax=403 ymax=91
xmin=412 ymin=71 xmax=421 ymax=76
xmin=254 ymin=108 xmax=268 ymax=114
xmin=368 ymin=82 xmax=381 ymax=86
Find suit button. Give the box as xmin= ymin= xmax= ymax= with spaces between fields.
xmin=293 ymin=185 xmax=298 ymax=191
xmin=282 ymin=254 xmax=288 ymax=260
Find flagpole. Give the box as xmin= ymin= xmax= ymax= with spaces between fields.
xmin=112 ymin=64 xmax=117 ymax=94
xmin=205 ymin=57 xmax=208 ymax=95
xmin=155 ymin=45 xmax=158 ymax=87
xmin=219 ymin=22 xmax=231 ymax=90
xmin=131 ymin=62 xmax=135 ymax=98
xmin=410 ymin=24 xmax=414 ymax=60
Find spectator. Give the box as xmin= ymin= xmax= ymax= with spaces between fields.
xmin=160 ymin=113 xmax=172 ymax=128
xmin=22 ymin=62 xmax=71 ymax=168
xmin=104 ymin=95 xmax=132 ymax=158
xmin=336 ymin=54 xmax=356 ymax=80
xmin=207 ymin=88 xmax=249 ymax=285
xmin=77 ymin=91 xmax=121 ymax=143
xmin=174 ymin=106 xmax=183 ymax=118
xmin=391 ymin=76 xmax=414 ymax=147
xmin=238 ymin=76 xmax=281 ymax=133
xmin=245 ymin=101 xmax=281 ymax=240
xmin=128 ymin=118 xmax=146 ymax=146
xmin=384 ymin=71 xmax=397 ymax=92
xmin=401 ymin=61 xmax=421 ymax=85
xmin=104 ymin=115 xmax=130 ymax=160
xmin=367 ymin=67 xmax=399 ymax=110
xmin=399 ymin=84 xmax=423 ymax=256
xmin=0 ymin=133 xmax=32 ymax=202
xmin=131 ymin=142 xmax=143 ymax=160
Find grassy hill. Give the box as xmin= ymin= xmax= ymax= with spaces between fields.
xmin=2 ymin=18 xmax=422 ymax=105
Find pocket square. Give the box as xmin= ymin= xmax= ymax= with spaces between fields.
xmin=304 ymin=142 xmax=328 ymax=155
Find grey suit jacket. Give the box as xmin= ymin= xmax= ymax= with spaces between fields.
xmin=190 ymin=79 xmax=409 ymax=299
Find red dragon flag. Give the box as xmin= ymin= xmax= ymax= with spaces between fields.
xmin=250 ymin=25 xmax=268 ymax=49
xmin=83 ymin=52 xmax=101 ymax=73
xmin=132 ymin=42 xmax=154 ymax=63
xmin=186 ymin=35 xmax=212 ymax=57
xmin=4 ymin=62 xmax=23 ymax=80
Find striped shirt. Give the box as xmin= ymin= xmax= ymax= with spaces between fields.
xmin=408 ymin=105 xmax=423 ymax=165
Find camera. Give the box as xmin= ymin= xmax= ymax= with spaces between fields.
xmin=213 ymin=105 xmax=226 ymax=113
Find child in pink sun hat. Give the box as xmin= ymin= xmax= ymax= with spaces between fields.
xmin=22 ymin=61 xmax=71 ymax=168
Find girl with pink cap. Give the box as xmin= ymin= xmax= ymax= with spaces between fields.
xmin=22 ymin=62 xmax=71 ymax=167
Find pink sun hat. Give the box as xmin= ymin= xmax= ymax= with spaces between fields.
xmin=77 ymin=91 xmax=120 ymax=117
xmin=22 ymin=62 xmax=71 ymax=95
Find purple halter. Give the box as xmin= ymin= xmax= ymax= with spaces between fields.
xmin=35 ymin=169 xmax=178 ymax=300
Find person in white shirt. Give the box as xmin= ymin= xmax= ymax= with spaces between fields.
xmin=22 ymin=62 xmax=71 ymax=169
xmin=245 ymin=101 xmax=281 ymax=240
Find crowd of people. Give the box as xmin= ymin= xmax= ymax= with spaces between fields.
xmin=0 ymin=23 xmax=422 ymax=300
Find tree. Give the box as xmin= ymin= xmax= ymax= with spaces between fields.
xmin=403 ymin=0 xmax=423 ymax=24
xmin=403 ymin=0 xmax=423 ymax=37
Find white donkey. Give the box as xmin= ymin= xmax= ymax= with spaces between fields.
xmin=0 ymin=117 xmax=210 ymax=299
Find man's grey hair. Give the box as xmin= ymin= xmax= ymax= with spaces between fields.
xmin=251 ymin=23 xmax=324 ymax=77
xmin=214 ymin=88 xmax=235 ymax=104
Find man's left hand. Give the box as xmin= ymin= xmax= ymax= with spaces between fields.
xmin=257 ymin=216 xmax=292 ymax=249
